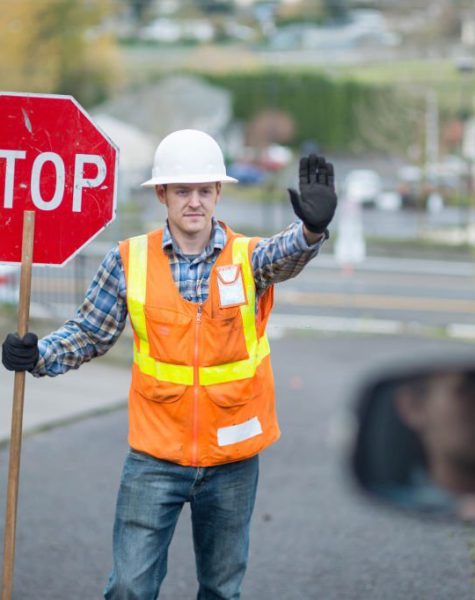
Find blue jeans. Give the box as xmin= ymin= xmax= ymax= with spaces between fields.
xmin=103 ymin=450 xmax=259 ymax=600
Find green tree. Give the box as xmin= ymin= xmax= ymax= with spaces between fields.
xmin=0 ymin=0 xmax=122 ymax=107
xmin=201 ymin=70 xmax=419 ymax=153
xmin=276 ymin=0 xmax=325 ymax=25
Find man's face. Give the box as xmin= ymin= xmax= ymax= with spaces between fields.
xmin=156 ymin=182 xmax=220 ymax=237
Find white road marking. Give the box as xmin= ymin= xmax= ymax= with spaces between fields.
xmin=309 ymin=255 xmax=475 ymax=277
xmin=268 ymin=313 xmax=475 ymax=340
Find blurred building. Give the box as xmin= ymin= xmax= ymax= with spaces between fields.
xmin=91 ymin=114 xmax=156 ymax=194
xmin=91 ymin=75 xmax=238 ymax=195
xmin=93 ymin=75 xmax=233 ymax=142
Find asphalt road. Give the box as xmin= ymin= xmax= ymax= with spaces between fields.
xmin=0 ymin=334 xmax=474 ymax=599
xmin=275 ymin=254 xmax=475 ymax=331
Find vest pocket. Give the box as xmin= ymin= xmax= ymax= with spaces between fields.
xmin=134 ymin=369 xmax=187 ymax=403
xmin=200 ymin=310 xmax=249 ymax=366
xmin=204 ymin=377 xmax=254 ymax=408
xmin=144 ymin=306 xmax=193 ymax=365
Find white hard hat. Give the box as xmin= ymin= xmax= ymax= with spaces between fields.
xmin=141 ymin=129 xmax=238 ymax=186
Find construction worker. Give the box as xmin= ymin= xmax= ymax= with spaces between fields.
xmin=1 ymin=129 xmax=337 ymax=599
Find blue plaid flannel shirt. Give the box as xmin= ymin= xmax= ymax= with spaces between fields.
xmin=32 ymin=218 xmax=323 ymax=376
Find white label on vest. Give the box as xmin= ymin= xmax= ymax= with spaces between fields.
xmin=217 ymin=264 xmax=246 ymax=307
xmin=217 ymin=417 xmax=263 ymax=447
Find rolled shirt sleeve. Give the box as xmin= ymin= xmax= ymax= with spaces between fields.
xmin=252 ymin=220 xmax=325 ymax=293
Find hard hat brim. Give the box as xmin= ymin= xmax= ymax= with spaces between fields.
xmin=141 ymin=174 xmax=239 ymax=187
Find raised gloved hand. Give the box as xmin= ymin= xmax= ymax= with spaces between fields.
xmin=288 ymin=154 xmax=337 ymax=234
xmin=2 ymin=332 xmax=39 ymax=372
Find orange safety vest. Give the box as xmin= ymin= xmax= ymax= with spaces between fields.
xmin=119 ymin=224 xmax=280 ymax=467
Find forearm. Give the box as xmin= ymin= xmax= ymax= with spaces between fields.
xmin=252 ymin=220 xmax=326 ymax=291
xmin=32 ymin=311 xmax=126 ymax=377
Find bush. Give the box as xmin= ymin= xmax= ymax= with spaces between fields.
xmin=200 ymin=69 xmax=419 ymax=153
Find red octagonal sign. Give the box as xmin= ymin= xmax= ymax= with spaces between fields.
xmin=0 ymin=92 xmax=118 ymax=265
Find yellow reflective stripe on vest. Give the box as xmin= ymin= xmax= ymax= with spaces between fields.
xmin=231 ymin=237 xmax=258 ymax=357
xmin=134 ymin=347 xmax=193 ymax=385
xmin=127 ymin=235 xmax=150 ymax=355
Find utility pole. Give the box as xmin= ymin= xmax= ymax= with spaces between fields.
xmin=455 ymin=55 xmax=475 ymax=236
xmin=425 ymin=90 xmax=439 ymax=169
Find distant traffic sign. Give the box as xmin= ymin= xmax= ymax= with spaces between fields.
xmin=0 ymin=93 xmax=118 ymax=265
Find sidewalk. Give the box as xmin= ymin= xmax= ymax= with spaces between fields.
xmin=0 ymin=359 xmax=131 ymax=445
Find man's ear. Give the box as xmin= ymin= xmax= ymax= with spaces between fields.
xmin=216 ymin=182 xmax=222 ymax=201
xmin=156 ymin=185 xmax=167 ymax=205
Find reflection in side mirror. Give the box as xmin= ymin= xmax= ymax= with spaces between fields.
xmin=351 ymin=363 xmax=475 ymax=522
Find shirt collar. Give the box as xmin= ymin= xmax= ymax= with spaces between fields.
xmin=162 ymin=217 xmax=226 ymax=259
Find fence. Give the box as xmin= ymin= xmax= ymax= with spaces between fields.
xmin=0 ymin=204 xmax=159 ymax=321
xmin=35 ymin=247 xmax=109 ymax=319
xmin=0 ymin=244 xmax=115 ymax=321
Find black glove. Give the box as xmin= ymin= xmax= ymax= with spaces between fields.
xmin=288 ymin=154 xmax=337 ymax=234
xmin=2 ymin=332 xmax=39 ymax=372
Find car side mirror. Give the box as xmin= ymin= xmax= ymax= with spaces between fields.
xmin=350 ymin=359 xmax=475 ymax=522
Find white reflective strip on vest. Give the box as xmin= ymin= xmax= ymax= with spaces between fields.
xmin=217 ymin=417 xmax=263 ymax=447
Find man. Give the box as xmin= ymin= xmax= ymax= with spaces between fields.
xmin=2 ymin=129 xmax=337 ymax=599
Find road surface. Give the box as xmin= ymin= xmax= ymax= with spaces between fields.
xmin=0 ymin=335 xmax=473 ymax=599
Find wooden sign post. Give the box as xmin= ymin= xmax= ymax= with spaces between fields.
xmin=1 ymin=212 xmax=35 ymax=600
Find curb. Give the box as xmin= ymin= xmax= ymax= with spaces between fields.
xmin=0 ymin=400 xmax=127 ymax=448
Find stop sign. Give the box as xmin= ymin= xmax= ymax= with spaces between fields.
xmin=0 ymin=92 xmax=118 ymax=265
